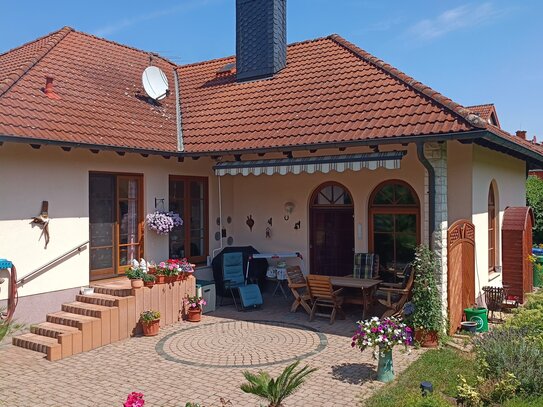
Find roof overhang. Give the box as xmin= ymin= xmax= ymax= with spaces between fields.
xmin=213 ymin=151 xmax=406 ymax=176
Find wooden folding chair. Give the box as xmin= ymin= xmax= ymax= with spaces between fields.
xmin=306 ymin=274 xmax=345 ymax=324
xmin=286 ymin=266 xmax=312 ymax=314
xmin=376 ymin=264 xmax=414 ymax=317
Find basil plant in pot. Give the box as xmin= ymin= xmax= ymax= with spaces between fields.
xmin=404 ymin=244 xmax=443 ymax=347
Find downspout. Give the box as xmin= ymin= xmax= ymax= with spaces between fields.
xmin=173 ymin=69 xmax=184 ymax=152
xmin=417 ymin=142 xmax=435 ymax=249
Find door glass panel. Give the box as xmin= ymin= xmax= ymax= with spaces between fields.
xmin=119 ymin=179 xmax=139 ymax=247
xmin=89 ymin=174 xmax=115 ymax=273
xmin=169 ymin=180 xmax=186 ymax=259
xmin=374 ymin=233 xmax=394 ymax=273
xmin=374 ymin=214 xmax=394 ymax=232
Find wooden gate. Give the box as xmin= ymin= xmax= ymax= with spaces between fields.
xmin=447 ymin=220 xmax=475 ymax=335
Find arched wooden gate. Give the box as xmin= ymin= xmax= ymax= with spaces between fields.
xmin=447 ymin=219 xmax=475 ymax=335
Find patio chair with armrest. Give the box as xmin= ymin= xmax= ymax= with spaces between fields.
xmin=376 ymin=263 xmax=414 ymax=318
xmin=221 ymin=252 xmax=263 ymax=310
xmin=286 ymin=266 xmax=312 ymax=314
xmin=306 ymin=274 xmax=345 ymax=324
xmin=353 ymin=253 xmax=380 ymax=279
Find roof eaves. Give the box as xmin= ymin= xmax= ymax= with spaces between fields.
xmin=328 ymin=34 xmax=488 ymax=130
xmin=482 ymin=128 xmax=543 ymax=167
xmin=0 ymin=26 xmax=73 ymax=98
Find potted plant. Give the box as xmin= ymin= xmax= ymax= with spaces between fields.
xmin=184 ymin=295 xmax=207 ymax=322
xmin=145 ymin=211 xmax=183 ymax=235
xmin=140 ymin=310 xmax=160 ymax=336
xmin=407 ymin=244 xmax=444 ymax=347
xmin=142 ymin=273 xmax=156 ymax=288
xmin=126 ymin=267 xmax=145 ymax=289
xmin=351 ymin=316 xmax=412 ymax=382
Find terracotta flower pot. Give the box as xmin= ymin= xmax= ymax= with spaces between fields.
xmin=155 ymin=275 xmax=166 ymax=284
xmin=148 ymin=266 xmax=157 ymax=274
xmin=177 ymin=273 xmax=187 ymax=281
xmin=415 ymin=329 xmax=438 ymax=348
xmin=131 ymin=278 xmax=143 ymax=289
xmin=165 ymin=276 xmax=177 ymax=284
xmin=142 ymin=319 xmax=160 ymax=336
xmin=187 ymin=308 xmax=202 ymax=322
xmin=143 ymin=281 xmax=155 ymax=288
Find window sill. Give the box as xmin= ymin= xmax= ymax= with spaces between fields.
xmin=488 ymin=271 xmax=501 ymax=282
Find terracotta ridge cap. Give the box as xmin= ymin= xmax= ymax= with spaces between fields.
xmin=329 ymin=34 xmax=487 ymax=130
xmin=75 ymin=30 xmax=178 ymax=68
xmin=467 ymin=103 xmax=495 ymax=108
xmin=0 ymin=26 xmax=73 ymax=98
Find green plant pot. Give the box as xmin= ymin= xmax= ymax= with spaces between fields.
xmin=376 ymin=349 xmax=394 ymax=383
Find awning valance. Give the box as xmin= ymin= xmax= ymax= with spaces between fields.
xmin=213 ymin=151 xmax=406 ymax=176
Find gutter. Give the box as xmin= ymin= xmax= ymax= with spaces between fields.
xmin=417 ymin=142 xmax=435 ymax=249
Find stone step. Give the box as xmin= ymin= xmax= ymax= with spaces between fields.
xmin=76 ymin=293 xmax=119 ymax=307
xmin=76 ymin=293 xmax=132 ymax=339
xmin=62 ymin=302 xmax=117 ymax=346
xmin=30 ymin=322 xmax=83 ymax=358
xmin=46 ymin=311 xmax=101 ymax=351
xmin=92 ymin=286 xmax=132 ymax=298
xmin=12 ymin=333 xmax=62 ymax=361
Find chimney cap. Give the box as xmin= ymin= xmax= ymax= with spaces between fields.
xmin=516 ymin=130 xmax=527 ymax=139
xmin=43 ymin=76 xmax=61 ymax=100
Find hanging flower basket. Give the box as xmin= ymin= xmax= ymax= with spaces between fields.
xmin=145 ymin=211 xmax=183 ymax=235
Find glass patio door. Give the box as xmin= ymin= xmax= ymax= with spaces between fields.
xmin=89 ymin=173 xmax=143 ymax=280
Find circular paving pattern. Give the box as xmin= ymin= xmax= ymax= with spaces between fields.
xmin=156 ymin=320 xmax=328 ymax=368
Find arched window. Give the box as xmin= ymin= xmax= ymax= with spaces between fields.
xmin=488 ymin=183 xmax=498 ymax=273
xmin=369 ymin=180 xmax=420 ymax=278
xmin=311 ymin=183 xmax=353 ymax=206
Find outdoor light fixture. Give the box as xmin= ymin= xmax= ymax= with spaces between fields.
xmin=420 ymin=381 xmax=433 ymax=397
xmin=284 ymin=202 xmax=295 ymax=220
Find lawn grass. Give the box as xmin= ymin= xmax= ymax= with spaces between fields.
xmin=364 ymin=348 xmax=477 ymax=407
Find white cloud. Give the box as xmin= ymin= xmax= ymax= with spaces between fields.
xmin=408 ymin=2 xmax=504 ymax=41
xmin=93 ymin=0 xmax=215 ymax=37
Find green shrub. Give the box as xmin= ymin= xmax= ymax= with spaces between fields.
xmin=473 ymin=327 xmax=543 ymax=395
xmin=526 ymin=175 xmax=543 ymax=243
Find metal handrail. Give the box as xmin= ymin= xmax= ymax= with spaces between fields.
xmin=17 ymin=240 xmax=89 ymax=286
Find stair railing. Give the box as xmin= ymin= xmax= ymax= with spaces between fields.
xmin=17 ymin=241 xmax=89 ymax=287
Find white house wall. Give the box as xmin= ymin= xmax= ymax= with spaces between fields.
xmin=0 ymin=143 xmax=221 ymax=302
xmin=471 ymin=144 xmax=526 ymax=294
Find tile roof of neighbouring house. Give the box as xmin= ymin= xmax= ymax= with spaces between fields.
xmin=467 ymin=103 xmax=500 ymax=127
xmin=0 ymin=27 xmax=542 ymax=161
xmin=0 ymin=27 xmax=179 ymax=152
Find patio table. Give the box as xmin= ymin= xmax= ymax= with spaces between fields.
xmin=330 ymin=276 xmax=382 ymax=320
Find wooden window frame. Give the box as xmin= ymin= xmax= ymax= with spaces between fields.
xmin=89 ymin=172 xmax=144 ymax=280
xmin=368 ymin=180 xmax=421 ymax=272
xmin=310 ymin=181 xmax=354 ymax=208
xmin=168 ymin=175 xmax=209 ymax=264
xmin=488 ymin=183 xmax=497 ymax=273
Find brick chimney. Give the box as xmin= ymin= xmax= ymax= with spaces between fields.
xmin=516 ymin=130 xmax=527 ymax=140
xmin=236 ymin=0 xmax=287 ymax=82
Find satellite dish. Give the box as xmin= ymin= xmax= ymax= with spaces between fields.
xmin=142 ymin=66 xmax=169 ymax=101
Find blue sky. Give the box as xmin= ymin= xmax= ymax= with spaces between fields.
xmin=2 ymin=1 xmax=542 ymax=137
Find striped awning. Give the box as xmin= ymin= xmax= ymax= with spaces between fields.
xmin=213 ymin=151 xmax=406 ymax=177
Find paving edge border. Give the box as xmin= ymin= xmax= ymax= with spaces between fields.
xmin=155 ymin=319 xmax=328 ymax=368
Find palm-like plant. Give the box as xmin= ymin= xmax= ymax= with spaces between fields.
xmin=240 ymin=361 xmax=317 ymax=407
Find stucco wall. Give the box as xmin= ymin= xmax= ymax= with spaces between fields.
xmin=471 ymin=145 xmax=526 ymax=294
xmin=0 ymin=143 xmax=221 ymax=300
xmin=447 ymin=141 xmax=473 ymax=223
xmin=226 ymin=144 xmax=426 ymax=272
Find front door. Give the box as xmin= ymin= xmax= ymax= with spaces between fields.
xmin=310 ymin=183 xmax=354 ymax=276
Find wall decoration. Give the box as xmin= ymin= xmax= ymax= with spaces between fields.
xmin=222 ymin=228 xmax=227 ymax=238
xmin=294 ymin=221 xmax=301 ymax=230
xmin=267 ymin=217 xmax=273 ymax=227
xmin=214 ymin=232 xmax=221 ymax=241
xmin=227 ymin=236 xmax=234 ymax=246
xmin=227 ymin=216 xmax=232 ymax=224
xmin=216 ymin=217 xmax=221 ymax=226
xmin=284 ymin=202 xmax=295 ymax=221
xmin=30 ymin=200 xmax=50 ymax=248
xmin=266 ymin=227 xmax=272 ymax=239
xmin=246 ymin=215 xmax=255 ymax=231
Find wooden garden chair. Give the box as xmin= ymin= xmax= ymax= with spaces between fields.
xmin=306 ymin=274 xmax=345 ymax=324
xmin=376 ymin=264 xmax=414 ymax=318
xmin=286 ymin=266 xmax=312 ymax=314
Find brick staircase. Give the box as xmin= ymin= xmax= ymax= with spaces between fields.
xmin=11 ymin=277 xmax=195 ymax=361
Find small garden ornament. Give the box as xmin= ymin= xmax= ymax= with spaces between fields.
xmin=352 ymin=316 xmax=412 ymax=382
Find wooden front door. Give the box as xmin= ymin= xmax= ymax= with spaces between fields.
xmin=309 ymin=183 xmax=354 ymax=276
xmin=447 ymin=219 xmax=475 ymax=335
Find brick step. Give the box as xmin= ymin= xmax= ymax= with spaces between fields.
xmin=30 ymin=322 xmax=83 ymax=358
xmin=12 ymin=333 xmax=62 ymax=361
xmin=92 ymin=286 xmax=133 ymax=297
xmin=76 ymin=293 xmax=120 ymax=307
xmin=76 ymin=293 xmax=133 ymax=340
xmin=62 ymin=302 xmax=118 ymax=346
xmin=47 ymin=311 xmax=101 ymax=351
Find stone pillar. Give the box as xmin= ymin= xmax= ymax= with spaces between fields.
xmin=423 ymin=142 xmax=448 ymax=319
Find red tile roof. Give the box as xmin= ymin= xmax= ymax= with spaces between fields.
xmin=0 ymin=27 xmax=541 ymax=162
xmin=467 ymin=104 xmax=500 ymax=127
xmin=0 ymin=27 xmax=178 ymax=152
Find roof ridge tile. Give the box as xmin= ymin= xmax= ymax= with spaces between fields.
xmin=328 ymin=34 xmax=488 ymax=131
